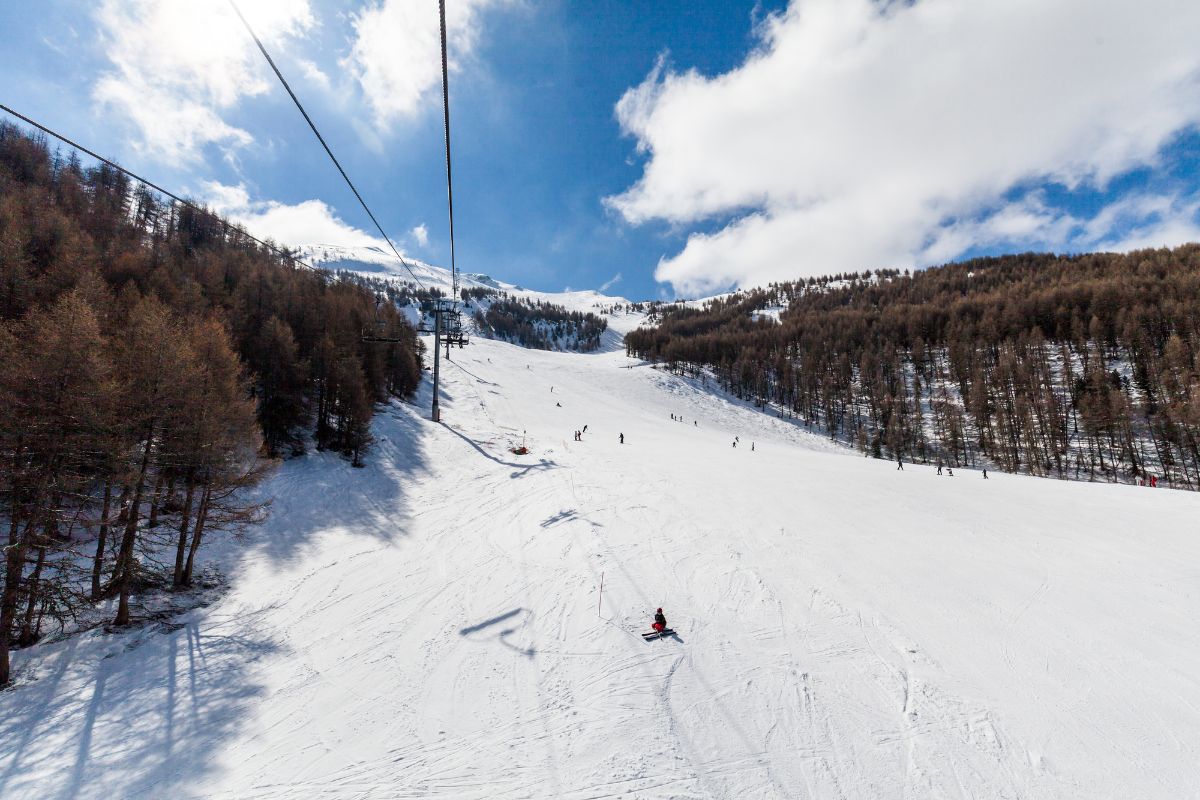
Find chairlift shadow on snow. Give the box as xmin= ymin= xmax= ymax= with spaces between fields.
xmin=540 ymin=509 xmax=603 ymax=530
xmin=459 ymin=608 xmax=536 ymax=658
xmin=540 ymin=509 xmax=577 ymax=528
xmin=458 ymin=608 xmax=523 ymax=635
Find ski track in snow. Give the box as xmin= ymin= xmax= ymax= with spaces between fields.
xmin=2 ymin=325 xmax=1200 ymax=799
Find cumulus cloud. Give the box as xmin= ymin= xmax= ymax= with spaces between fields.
xmin=202 ymin=181 xmax=388 ymax=250
xmin=410 ymin=223 xmax=430 ymax=247
xmin=608 ymin=0 xmax=1200 ymax=295
xmin=93 ymin=0 xmax=314 ymax=162
xmin=344 ymin=0 xmax=515 ymax=128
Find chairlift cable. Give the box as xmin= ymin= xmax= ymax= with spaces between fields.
xmin=227 ymin=0 xmax=427 ymax=291
xmin=0 ymin=103 xmax=315 ymax=271
xmin=438 ymin=0 xmax=459 ymax=299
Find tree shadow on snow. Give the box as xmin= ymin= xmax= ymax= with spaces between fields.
xmin=244 ymin=398 xmax=433 ymax=569
xmin=0 ymin=613 xmax=278 ymax=799
xmin=0 ymin=399 xmax=429 ymax=798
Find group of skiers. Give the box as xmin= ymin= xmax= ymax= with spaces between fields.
xmin=895 ymin=457 xmax=989 ymax=479
xmin=573 ymin=425 xmax=588 ymax=441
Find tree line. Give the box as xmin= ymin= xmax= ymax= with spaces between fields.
xmin=0 ymin=122 xmax=423 ymax=685
xmin=468 ymin=293 xmax=608 ymax=352
xmin=626 ymin=248 xmax=1200 ymax=489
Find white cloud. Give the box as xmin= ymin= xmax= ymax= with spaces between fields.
xmin=1090 ymin=194 xmax=1200 ymax=254
xmin=598 ymin=272 xmax=623 ymax=292
xmin=608 ymin=0 xmax=1200 ymax=295
xmin=344 ymin=0 xmax=514 ymax=128
xmin=410 ymin=223 xmax=430 ymax=247
xmin=202 ymin=181 xmax=388 ymax=251
xmin=93 ymin=0 xmax=314 ymax=162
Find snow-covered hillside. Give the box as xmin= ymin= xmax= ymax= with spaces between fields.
xmin=299 ymin=243 xmax=509 ymax=295
xmin=2 ymin=309 xmax=1199 ymax=798
xmin=302 ymin=243 xmax=635 ymax=352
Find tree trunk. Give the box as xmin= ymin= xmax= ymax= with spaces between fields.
xmin=181 ymin=484 xmax=212 ymax=587
xmin=147 ymin=470 xmax=167 ymax=529
xmin=114 ymin=430 xmax=154 ymax=626
xmin=0 ymin=515 xmax=26 ymax=686
xmin=172 ymin=472 xmax=197 ymax=588
xmin=91 ymin=481 xmax=113 ymax=599
xmin=18 ymin=545 xmax=46 ymax=646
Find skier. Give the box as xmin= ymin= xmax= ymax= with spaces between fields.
xmin=897 ymin=457 xmax=904 ymax=471
xmin=583 ymin=425 xmax=588 ymax=434
xmin=947 ymin=467 xmax=954 ymax=476
xmin=1150 ymin=474 xmax=1158 ymax=488
xmin=619 ymin=433 xmax=624 ymax=444
xmin=652 ymin=608 xmax=667 ymax=634
xmin=671 ymin=413 xmax=675 ymax=420
xmin=732 ymin=440 xmax=737 ymax=448
xmin=751 ymin=442 xmax=755 ymax=452
xmin=937 ymin=463 xmax=943 ymax=476
xmin=694 ymin=420 xmax=697 ymax=427
xmin=982 ymin=468 xmax=988 ymax=479
xmin=556 ymin=401 xmax=561 ymax=407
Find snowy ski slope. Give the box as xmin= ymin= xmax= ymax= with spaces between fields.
xmin=2 ymin=308 xmax=1199 ymax=799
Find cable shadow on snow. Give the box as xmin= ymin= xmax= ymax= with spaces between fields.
xmin=440 ymin=423 xmax=559 ymax=480
xmin=448 ymin=360 xmax=500 ymax=387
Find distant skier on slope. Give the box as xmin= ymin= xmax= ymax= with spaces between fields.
xmin=653 ymin=608 xmax=667 ymax=634
xmin=897 ymin=457 xmax=904 ymax=470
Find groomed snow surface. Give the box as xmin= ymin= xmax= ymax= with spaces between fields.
xmin=3 ymin=323 xmax=1200 ymax=799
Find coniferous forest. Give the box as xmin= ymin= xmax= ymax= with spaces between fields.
xmin=0 ymin=123 xmax=423 ymax=685
xmin=469 ymin=293 xmax=609 ymax=352
xmin=626 ymin=249 xmax=1200 ymax=489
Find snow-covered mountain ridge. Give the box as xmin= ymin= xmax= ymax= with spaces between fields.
xmin=299 ymin=243 xmax=645 ymax=351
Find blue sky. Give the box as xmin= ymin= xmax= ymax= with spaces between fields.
xmin=3 ymin=0 xmax=1199 ymax=299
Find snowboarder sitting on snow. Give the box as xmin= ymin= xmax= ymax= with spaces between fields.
xmin=652 ymin=608 xmax=668 ymax=633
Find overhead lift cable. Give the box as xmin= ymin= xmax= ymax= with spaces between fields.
xmin=437 ymin=0 xmax=459 ymax=298
xmin=227 ymin=0 xmax=426 ymax=291
xmin=0 ymin=103 xmax=315 ymax=271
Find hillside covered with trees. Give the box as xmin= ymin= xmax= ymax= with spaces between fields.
xmin=626 ymin=248 xmax=1200 ymax=489
xmin=469 ymin=293 xmax=608 ymax=352
xmin=0 ymin=122 xmax=423 ymax=685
